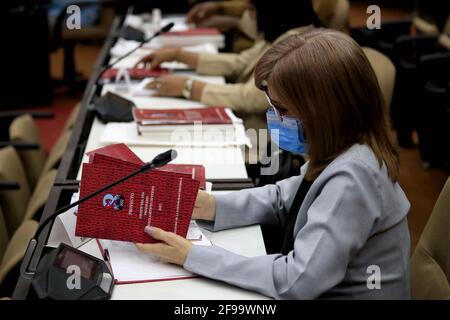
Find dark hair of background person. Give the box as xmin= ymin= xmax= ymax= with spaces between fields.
xmin=250 ymin=0 xmax=322 ymax=43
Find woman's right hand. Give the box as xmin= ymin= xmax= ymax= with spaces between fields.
xmin=192 ymin=190 xmax=216 ymax=221
xmin=136 ymin=48 xmax=180 ymax=69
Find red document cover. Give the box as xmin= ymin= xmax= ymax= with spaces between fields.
xmin=86 ymin=144 xmax=206 ymax=189
xmin=76 ymin=152 xmax=200 ymax=243
xmin=158 ymin=164 xmax=206 ymax=190
xmin=100 ymin=67 xmax=169 ymax=81
xmin=86 ymin=143 xmax=143 ymax=165
xmin=132 ymin=106 xmax=232 ymax=125
xmin=161 ymin=28 xmax=221 ymax=36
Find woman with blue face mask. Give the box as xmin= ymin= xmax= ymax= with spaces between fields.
xmin=265 ymin=89 xmax=308 ymax=155
xmin=137 ymin=28 xmax=411 ymax=300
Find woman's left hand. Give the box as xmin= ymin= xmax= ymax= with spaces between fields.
xmin=136 ymin=226 xmax=193 ymax=266
xmin=146 ymin=75 xmax=189 ymax=97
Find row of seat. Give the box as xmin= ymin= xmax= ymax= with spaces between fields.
xmin=0 ymin=103 xmax=80 ymax=297
xmin=0 ymin=205 xmax=38 ymax=298
xmin=9 ymin=103 xmax=79 ymax=191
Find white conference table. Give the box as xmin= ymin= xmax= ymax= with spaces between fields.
xmin=67 ymin=15 xmax=268 ymax=300
xmin=76 ymin=118 xmax=249 ymax=181
xmin=77 ymin=61 xmax=249 ymax=180
xmin=79 ymin=224 xmax=269 ymax=300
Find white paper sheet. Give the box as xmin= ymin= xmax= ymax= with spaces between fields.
xmin=99 ymin=121 xmax=251 ymax=148
xmin=98 ymin=221 xmax=211 ymax=283
xmin=47 ymin=193 xmax=91 ymax=248
xmin=109 ymin=42 xmax=218 ymax=65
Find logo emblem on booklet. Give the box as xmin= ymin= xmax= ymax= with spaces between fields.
xmin=103 ymin=194 xmax=125 ymax=211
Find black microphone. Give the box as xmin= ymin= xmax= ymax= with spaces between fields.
xmin=32 ymin=148 xmax=177 ymax=240
xmin=141 ymin=149 xmax=177 ymax=171
xmin=24 ymin=148 xmax=178 ymax=258
xmin=95 ymin=22 xmax=175 ymax=83
xmin=20 ymin=149 xmax=178 ymax=299
xmin=91 ymin=22 xmax=175 ymax=123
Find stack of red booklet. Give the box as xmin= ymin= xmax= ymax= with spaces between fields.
xmin=133 ymin=106 xmax=233 ymax=135
xmin=76 ymin=143 xmax=204 ymax=243
xmin=100 ymin=67 xmax=170 ymax=83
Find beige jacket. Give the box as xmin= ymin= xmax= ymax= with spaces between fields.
xmin=220 ymin=0 xmax=248 ymax=17
xmin=196 ymin=27 xmax=311 ymax=114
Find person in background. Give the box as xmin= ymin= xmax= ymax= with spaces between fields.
xmin=186 ymin=0 xmax=247 ymax=29
xmin=185 ymin=0 xmax=347 ymax=52
xmin=186 ymin=0 xmax=258 ymax=52
xmin=136 ymin=0 xmax=320 ymax=127
xmin=136 ymin=29 xmax=411 ymax=299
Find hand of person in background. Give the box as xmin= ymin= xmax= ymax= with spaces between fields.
xmin=146 ymin=75 xmax=207 ymax=100
xmin=145 ymin=75 xmax=189 ymax=97
xmin=136 ymin=48 xmax=181 ymax=69
xmin=186 ymin=1 xmax=222 ymax=24
xmin=136 ymin=226 xmax=193 ymax=266
xmin=192 ymin=190 xmax=216 ymax=221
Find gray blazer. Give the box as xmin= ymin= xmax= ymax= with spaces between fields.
xmin=184 ymin=144 xmax=411 ymax=299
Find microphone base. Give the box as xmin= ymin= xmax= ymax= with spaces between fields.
xmin=92 ymin=92 xmax=135 ymax=123
xmin=31 ymin=243 xmax=114 ymax=300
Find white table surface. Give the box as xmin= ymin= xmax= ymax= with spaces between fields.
xmin=79 ymin=67 xmax=247 ymax=180
xmin=79 ymin=225 xmax=269 ymax=300
xmin=77 ymin=118 xmax=248 ymax=180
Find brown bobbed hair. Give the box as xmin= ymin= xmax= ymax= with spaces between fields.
xmin=255 ymin=28 xmax=399 ymax=181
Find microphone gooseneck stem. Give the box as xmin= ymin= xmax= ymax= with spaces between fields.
xmin=21 ymin=162 xmax=154 ymax=278
xmin=33 ymin=148 xmax=176 ymax=241
xmin=34 ymin=162 xmax=154 ymax=241
xmin=21 ymin=149 xmax=177 ymax=278
xmin=95 ymin=22 xmax=175 ymax=82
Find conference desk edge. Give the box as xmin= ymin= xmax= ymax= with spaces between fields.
xmin=13 ymin=185 xmax=80 ymax=299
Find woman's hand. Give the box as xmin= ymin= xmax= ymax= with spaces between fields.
xmin=192 ymin=190 xmax=216 ymax=221
xmin=186 ymin=1 xmax=222 ymax=24
xmin=146 ymin=75 xmax=189 ymax=97
xmin=136 ymin=48 xmax=181 ymax=69
xmin=136 ymin=226 xmax=193 ymax=266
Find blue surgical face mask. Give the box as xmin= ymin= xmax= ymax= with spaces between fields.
xmin=266 ymin=107 xmax=307 ymax=154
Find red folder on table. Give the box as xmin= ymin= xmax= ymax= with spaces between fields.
xmin=132 ymin=106 xmax=232 ymax=126
xmin=76 ymin=144 xmax=202 ymax=243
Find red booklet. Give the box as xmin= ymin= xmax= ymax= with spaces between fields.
xmin=86 ymin=143 xmax=143 ymax=165
xmin=132 ymin=106 xmax=232 ymax=126
xmin=76 ymin=145 xmax=202 ymax=243
xmin=87 ymin=144 xmax=206 ymax=189
xmin=100 ymin=67 xmax=169 ymax=81
xmin=161 ymin=28 xmax=221 ymax=36
xmin=77 ymin=155 xmax=199 ymax=243
xmin=90 ymin=153 xmax=207 ymax=190
xmin=157 ymin=164 xmax=206 ymax=190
